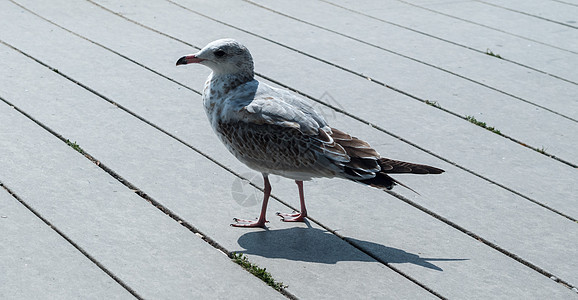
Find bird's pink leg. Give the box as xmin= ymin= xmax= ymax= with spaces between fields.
xmin=231 ymin=174 xmax=270 ymax=228
xmin=277 ymin=180 xmax=307 ymax=222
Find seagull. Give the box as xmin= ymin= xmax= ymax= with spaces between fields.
xmin=177 ymin=39 xmax=444 ymax=227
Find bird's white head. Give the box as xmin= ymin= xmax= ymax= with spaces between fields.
xmin=176 ymin=39 xmax=254 ymax=78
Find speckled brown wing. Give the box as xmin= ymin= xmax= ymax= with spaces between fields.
xmin=216 ymin=121 xmax=350 ymax=178
xmin=217 ymin=121 xmax=443 ymax=190
xmin=329 ymin=128 xmax=444 ymax=191
xmin=328 ymin=128 xmax=381 ymax=179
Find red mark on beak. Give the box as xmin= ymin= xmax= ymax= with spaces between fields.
xmin=176 ymin=55 xmax=205 ymax=66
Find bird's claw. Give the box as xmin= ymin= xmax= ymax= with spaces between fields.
xmin=231 ymin=217 xmax=268 ymax=228
xmin=276 ymin=211 xmax=307 ymax=222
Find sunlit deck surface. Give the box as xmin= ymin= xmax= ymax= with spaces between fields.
xmin=1 ymin=0 xmax=577 ymax=298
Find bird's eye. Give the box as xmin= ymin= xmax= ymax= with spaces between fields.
xmin=214 ymin=50 xmax=226 ymax=57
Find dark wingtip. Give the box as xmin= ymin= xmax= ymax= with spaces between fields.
xmin=430 ymin=167 xmax=445 ymax=174
xmin=377 ymin=158 xmax=445 ymax=174
xmin=176 ymin=56 xmax=188 ymax=66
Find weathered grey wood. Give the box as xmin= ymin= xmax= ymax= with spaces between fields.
xmin=0 ymin=30 xmax=436 ymax=300
xmin=246 ymin=0 xmax=578 ymax=168
xmin=0 ymin=189 xmax=135 ymax=300
xmin=1 ymin=0 xmax=577 ymax=298
xmin=1 ymin=0 xmax=566 ymax=295
xmin=324 ymin=0 xmax=578 ymax=85
xmin=401 ymin=0 xmax=578 ymax=52
xmin=0 ymin=45 xmax=285 ymax=300
xmin=92 ymin=0 xmax=578 ymax=219
xmin=0 ymin=103 xmax=285 ymax=299
xmin=474 ymin=0 xmax=578 ymax=27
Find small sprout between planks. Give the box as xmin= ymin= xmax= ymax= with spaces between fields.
xmin=231 ymin=252 xmax=287 ymax=291
xmin=65 ymin=139 xmax=83 ymax=153
xmin=485 ymin=49 xmax=502 ymax=59
xmin=465 ymin=115 xmax=501 ymax=134
xmin=425 ymin=100 xmax=441 ymax=108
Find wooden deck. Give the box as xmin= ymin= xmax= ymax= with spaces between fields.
xmin=1 ymin=0 xmax=577 ymax=298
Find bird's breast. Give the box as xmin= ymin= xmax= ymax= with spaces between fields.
xmin=203 ymin=78 xmax=226 ymax=128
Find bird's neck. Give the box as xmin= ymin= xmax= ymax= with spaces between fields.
xmin=202 ymin=71 xmax=254 ymax=123
xmin=208 ymin=71 xmax=254 ymax=95
xmin=203 ymin=71 xmax=255 ymax=133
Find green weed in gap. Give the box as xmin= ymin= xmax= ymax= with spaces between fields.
xmin=465 ymin=115 xmax=501 ymax=134
xmin=425 ymin=100 xmax=441 ymax=108
xmin=66 ymin=139 xmax=83 ymax=153
xmin=485 ymin=49 xmax=502 ymax=59
xmin=231 ymin=252 xmax=286 ymax=291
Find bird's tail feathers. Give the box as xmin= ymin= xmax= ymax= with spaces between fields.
xmin=356 ymin=172 xmax=420 ymax=195
xmin=378 ymin=158 xmax=444 ymax=174
xmin=355 ymin=159 xmax=445 ymax=194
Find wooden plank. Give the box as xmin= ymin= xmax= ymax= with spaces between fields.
xmin=139 ymin=0 xmax=578 ymax=218
xmin=1 ymin=0 xmax=576 ymax=297
xmin=245 ymin=0 xmax=578 ymax=169
xmin=474 ymin=0 xmax=578 ymax=28
xmin=0 ymin=22 xmax=285 ymax=300
xmin=325 ymin=0 xmax=578 ymax=92
xmin=0 ymin=188 xmax=134 ymax=300
xmin=0 ymin=99 xmax=285 ymax=299
xmin=401 ymin=0 xmax=578 ymax=52
xmin=0 ymin=15 xmax=436 ymax=300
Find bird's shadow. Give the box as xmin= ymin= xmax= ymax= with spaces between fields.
xmin=234 ymin=224 xmax=467 ymax=271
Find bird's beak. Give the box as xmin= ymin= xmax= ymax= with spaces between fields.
xmin=176 ymin=54 xmax=205 ymax=66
